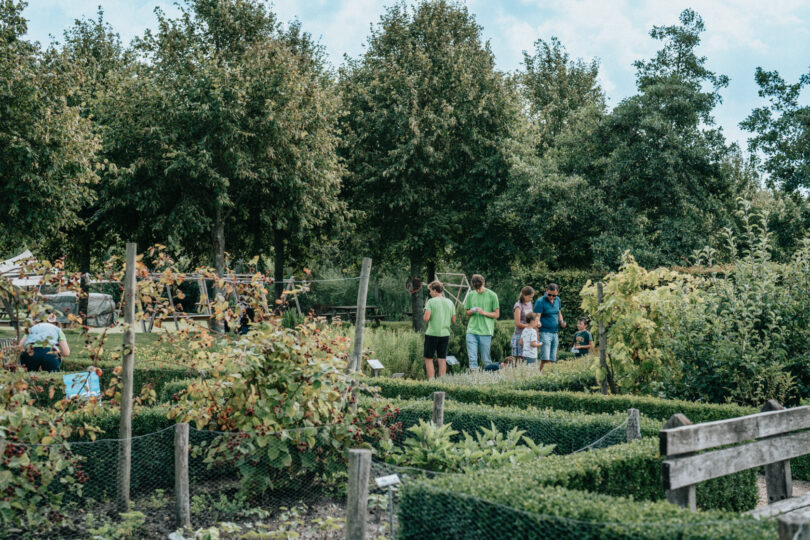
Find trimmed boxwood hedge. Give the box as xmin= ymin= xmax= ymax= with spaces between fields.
xmin=27 ymin=363 xmax=202 ymax=406
xmin=365 ymin=378 xmax=757 ymax=423
xmin=380 ymin=398 xmax=661 ymax=454
xmin=397 ymin=438 xmax=761 ymax=539
xmin=399 ymin=483 xmax=772 ymax=539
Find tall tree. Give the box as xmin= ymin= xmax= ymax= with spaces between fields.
xmin=340 ymin=0 xmax=521 ymax=330
xmin=557 ymin=9 xmax=735 ymax=268
xmin=0 ymin=0 xmax=98 ymax=253
xmin=741 ymin=67 xmax=810 ymax=192
xmin=521 ymin=37 xmax=605 ymax=155
xmin=106 ymin=0 xmax=344 ymax=299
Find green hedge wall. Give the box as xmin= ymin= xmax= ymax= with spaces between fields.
xmin=27 ymin=362 xmax=201 ymax=406
xmin=397 ymin=438 xmax=761 ymax=539
xmin=382 ymin=398 xmax=660 ymax=454
xmin=366 ymin=378 xmax=757 ymax=423
xmin=399 ymin=483 xmax=772 ymax=539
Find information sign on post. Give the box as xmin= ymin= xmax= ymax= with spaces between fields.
xmin=445 ymin=355 xmax=459 ymax=366
xmin=367 ymin=358 xmax=384 ymax=377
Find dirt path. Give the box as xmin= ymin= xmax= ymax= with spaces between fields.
xmin=756 ymin=475 xmax=810 ymax=508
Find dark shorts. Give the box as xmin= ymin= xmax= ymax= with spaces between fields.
xmin=424 ymin=335 xmax=450 ymax=359
xmin=20 ymin=347 xmax=61 ymax=372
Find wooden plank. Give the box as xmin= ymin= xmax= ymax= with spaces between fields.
xmin=117 ymin=242 xmax=136 ymax=511
xmin=762 ymin=400 xmax=793 ymax=505
xmin=433 ymin=392 xmax=446 ymax=427
xmin=748 ymin=492 xmax=810 ymax=519
xmin=661 ymin=414 xmax=696 ymax=511
xmin=660 ymin=405 xmax=810 ymax=456
xmin=346 ymin=448 xmax=371 ymax=540
xmin=664 ymin=430 xmax=810 ymax=490
xmin=174 ymin=423 xmax=190 ymax=528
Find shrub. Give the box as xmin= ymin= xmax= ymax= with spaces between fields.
xmin=381 ymin=419 xmax=553 ymax=472
xmin=399 ymin=483 xmax=772 ymax=539
xmin=377 ymin=397 xmax=658 ymax=454
xmin=169 ymin=318 xmax=395 ymax=496
xmin=366 ymin=378 xmax=757 ymax=423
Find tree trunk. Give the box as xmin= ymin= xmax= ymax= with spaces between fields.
xmin=273 ymin=229 xmax=285 ymax=301
xmin=78 ymin=236 xmax=91 ymax=326
xmin=210 ymin=204 xmax=226 ymax=332
xmin=427 ymin=261 xmax=436 ymax=284
xmin=410 ymin=259 xmax=424 ymax=332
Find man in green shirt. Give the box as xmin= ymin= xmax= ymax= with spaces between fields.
xmin=423 ymin=281 xmax=456 ymax=379
xmin=464 ymin=274 xmax=499 ymax=369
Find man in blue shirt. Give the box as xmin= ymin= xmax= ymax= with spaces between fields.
xmin=533 ymin=283 xmax=566 ymax=372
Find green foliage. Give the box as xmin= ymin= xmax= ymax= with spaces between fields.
xmin=168 ymin=318 xmax=393 ymax=496
xmin=400 ymin=439 xmax=766 ymax=539
xmin=379 ymin=397 xmax=656 ymax=454
xmin=0 ymin=371 xmax=98 ymax=529
xmin=367 ymin=377 xmax=757 ymax=423
xmin=521 ymin=37 xmax=604 ymax=155
xmin=580 ymin=253 xmax=702 ymax=394
xmin=0 ymin=0 xmax=99 ymax=249
xmin=741 ymin=66 xmax=810 ymax=192
xmin=383 ymin=419 xmax=553 ymax=473
xmin=399 ymin=483 xmax=771 ymax=539
xmin=339 ymin=0 xmax=525 ymax=286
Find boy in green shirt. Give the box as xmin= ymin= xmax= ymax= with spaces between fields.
xmin=463 ymin=274 xmax=499 ymax=369
xmin=423 ymin=281 xmax=456 ymax=379
xmin=572 ymin=317 xmax=593 ymax=358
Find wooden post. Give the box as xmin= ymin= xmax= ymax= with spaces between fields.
xmin=778 ymin=513 xmax=810 ymax=540
xmin=662 ymin=413 xmax=696 ymax=511
xmin=627 ymin=408 xmax=641 ymax=442
xmin=433 ymin=391 xmax=445 ymax=427
xmin=762 ymin=400 xmax=793 ymax=503
xmin=174 ymin=423 xmax=190 ymax=528
xmin=596 ymin=282 xmax=608 ymax=395
xmin=117 ymin=242 xmax=137 ymax=511
xmin=0 ymin=433 xmax=5 ymax=460
xmin=346 ymin=448 xmax=371 ymax=540
xmin=350 ymin=258 xmax=372 ymax=372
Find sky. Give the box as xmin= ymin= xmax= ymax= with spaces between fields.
xmin=22 ymin=0 xmax=810 ymax=150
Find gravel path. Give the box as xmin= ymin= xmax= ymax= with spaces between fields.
xmin=756 ymin=475 xmax=810 ymax=508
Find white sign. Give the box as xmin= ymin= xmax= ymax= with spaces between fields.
xmin=367 ymin=358 xmax=384 ymax=370
xmin=375 ymin=474 xmax=401 ymax=488
xmin=445 ymin=355 xmax=459 ymax=366
xmin=391 ymin=373 xmax=404 ymax=378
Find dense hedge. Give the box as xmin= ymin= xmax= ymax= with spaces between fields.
xmin=382 ymin=398 xmax=660 ymax=454
xmin=399 ymin=483 xmax=772 ymax=539
xmin=366 ymin=377 xmax=757 ymax=423
xmin=27 ymin=362 xmax=201 ymax=406
xmin=397 ymin=438 xmax=761 ymax=539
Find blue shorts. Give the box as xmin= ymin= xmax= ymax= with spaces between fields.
xmin=539 ymin=332 xmax=559 ymax=362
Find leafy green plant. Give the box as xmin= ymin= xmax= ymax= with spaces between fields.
xmin=87 ymin=510 xmax=146 ymax=539
xmin=382 ymin=420 xmax=553 ymax=472
xmin=169 ymin=317 xmax=395 ymax=496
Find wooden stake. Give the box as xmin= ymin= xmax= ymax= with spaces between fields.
xmin=627 ymin=408 xmax=641 ymax=441
xmin=762 ymin=400 xmax=792 ymax=504
xmin=346 ymin=448 xmax=371 ymax=540
xmin=433 ymin=391 xmax=446 ymax=427
xmin=597 ymin=282 xmax=608 ymax=395
xmin=174 ymin=423 xmax=190 ymax=528
xmin=350 ymin=258 xmax=372 ymax=372
xmin=117 ymin=242 xmax=137 ymax=511
xmin=662 ymin=413 xmax=696 ymax=511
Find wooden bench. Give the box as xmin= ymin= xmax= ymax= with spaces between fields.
xmin=322 ymin=305 xmax=385 ymax=323
xmin=660 ymin=400 xmax=810 ymax=538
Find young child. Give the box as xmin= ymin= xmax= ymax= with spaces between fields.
xmin=572 ymin=317 xmax=593 ymax=358
xmin=519 ymin=312 xmax=541 ymax=365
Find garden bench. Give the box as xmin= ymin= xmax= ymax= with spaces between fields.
xmin=660 ymin=400 xmax=810 ymax=539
